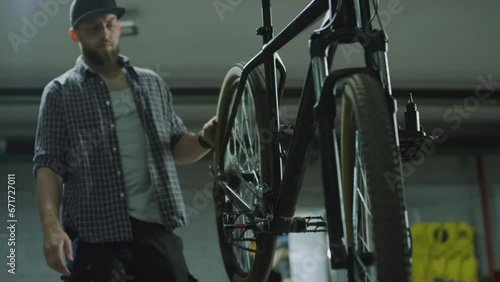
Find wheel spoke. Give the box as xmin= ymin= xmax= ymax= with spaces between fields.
xmin=242 ymin=92 xmax=256 ymax=162
xmin=355 ymin=137 xmax=373 ymax=253
xmin=358 ymin=232 xmax=370 ymax=251
xmin=222 ymin=80 xmax=263 ymax=275
xmin=356 ymin=152 xmax=369 ymax=208
xmin=353 ymin=129 xmax=376 ymax=280
xmin=356 ymin=187 xmax=372 ymax=220
xmin=235 ymin=116 xmax=251 ymax=170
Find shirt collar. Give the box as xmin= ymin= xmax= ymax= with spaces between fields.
xmin=74 ymin=54 xmax=136 ymax=82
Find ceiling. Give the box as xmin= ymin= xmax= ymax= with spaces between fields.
xmin=1 ymin=0 xmax=499 ymax=91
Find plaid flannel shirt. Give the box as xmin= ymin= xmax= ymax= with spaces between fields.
xmin=33 ymin=54 xmax=188 ymax=243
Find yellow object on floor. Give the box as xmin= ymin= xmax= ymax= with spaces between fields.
xmin=410 ymin=221 xmax=478 ymax=282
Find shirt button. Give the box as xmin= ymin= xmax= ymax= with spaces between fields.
xmin=120 ymin=192 xmax=125 ymax=198
xmin=106 ymin=100 xmax=110 ymax=106
xmin=113 ymin=147 xmax=117 ymax=152
xmin=110 ymin=123 xmax=115 ymax=129
xmin=117 ymin=170 xmax=121 ymax=175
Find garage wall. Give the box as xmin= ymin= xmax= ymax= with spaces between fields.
xmin=285 ymin=151 xmax=500 ymax=278
xmin=403 ymin=154 xmax=500 ymax=276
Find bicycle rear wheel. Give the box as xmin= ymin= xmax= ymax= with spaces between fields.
xmin=212 ymin=63 xmax=277 ymax=282
xmin=340 ymin=73 xmax=411 ymax=281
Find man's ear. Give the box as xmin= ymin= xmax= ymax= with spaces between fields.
xmin=68 ymin=28 xmax=78 ymax=42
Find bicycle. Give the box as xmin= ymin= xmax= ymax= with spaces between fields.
xmin=210 ymin=0 xmax=431 ymax=281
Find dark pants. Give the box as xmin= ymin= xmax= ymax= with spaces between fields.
xmin=64 ymin=217 xmax=197 ymax=282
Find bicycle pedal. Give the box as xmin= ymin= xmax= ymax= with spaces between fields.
xmin=399 ymin=134 xmax=436 ymax=162
xmin=398 ymin=93 xmax=439 ymax=162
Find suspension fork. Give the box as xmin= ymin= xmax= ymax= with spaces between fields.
xmin=309 ymin=32 xmax=348 ymax=269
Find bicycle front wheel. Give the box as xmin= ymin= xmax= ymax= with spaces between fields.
xmin=340 ymin=73 xmax=411 ymax=281
xmin=212 ymin=63 xmax=277 ymax=282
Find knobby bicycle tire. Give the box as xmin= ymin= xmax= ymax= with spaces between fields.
xmin=340 ymin=73 xmax=411 ymax=281
xmin=212 ymin=63 xmax=278 ymax=282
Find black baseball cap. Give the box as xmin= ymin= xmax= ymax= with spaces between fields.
xmin=70 ymin=0 xmax=126 ymax=28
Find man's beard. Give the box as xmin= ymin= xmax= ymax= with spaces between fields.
xmin=82 ymin=42 xmax=120 ymax=66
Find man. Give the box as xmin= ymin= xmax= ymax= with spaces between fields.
xmin=33 ymin=0 xmax=215 ymax=281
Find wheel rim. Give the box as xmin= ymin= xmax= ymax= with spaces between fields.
xmin=343 ymin=85 xmax=377 ymax=281
xmin=223 ymin=80 xmax=261 ymax=276
xmin=353 ymin=130 xmax=377 ymax=282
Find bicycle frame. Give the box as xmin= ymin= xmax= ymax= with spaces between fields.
xmin=218 ymin=0 xmax=401 ymax=269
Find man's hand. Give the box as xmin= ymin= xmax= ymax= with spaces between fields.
xmin=43 ymin=226 xmax=73 ymax=277
xmin=200 ymin=116 xmax=217 ymax=148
